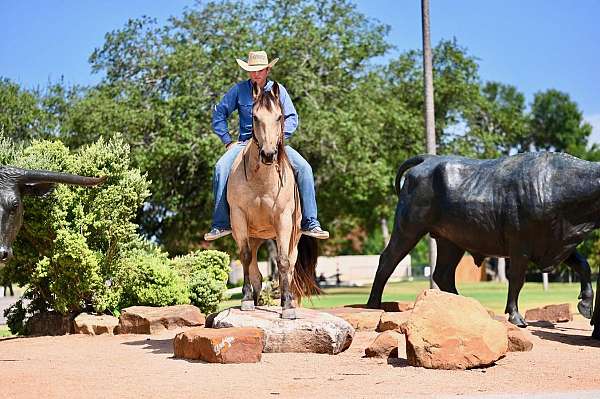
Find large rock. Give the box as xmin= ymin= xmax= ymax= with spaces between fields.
xmin=402 ymin=289 xmax=508 ymax=369
xmin=73 ymin=313 xmax=119 ymax=335
xmin=364 ymin=330 xmax=401 ymax=358
xmin=321 ymin=307 xmax=384 ymax=330
xmin=377 ymin=311 xmax=411 ymax=332
xmin=26 ymin=312 xmax=73 ymax=336
xmin=174 ymin=327 xmax=264 ymax=363
xmin=212 ymin=306 xmax=354 ymax=354
xmin=118 ymin=305 xmax=205 ymax=334
xmin=525 ymin=304 xmax=572 ymax=323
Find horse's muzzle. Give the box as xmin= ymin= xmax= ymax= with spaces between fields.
xmin=260 ymin=149 xmax=278 ymax=165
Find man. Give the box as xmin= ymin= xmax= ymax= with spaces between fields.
xmin=204 ymin=50 xmax=329 ymax=241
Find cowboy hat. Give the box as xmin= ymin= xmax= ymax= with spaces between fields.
xmin=236 ymin=50 xmax=279 ymax=72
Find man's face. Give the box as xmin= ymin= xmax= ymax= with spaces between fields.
xmin=249 ymin=67 xmax=270 ymax=87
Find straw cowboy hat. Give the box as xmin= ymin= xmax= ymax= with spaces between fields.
xmin=236 ymin=50 xmax=279 ymax=72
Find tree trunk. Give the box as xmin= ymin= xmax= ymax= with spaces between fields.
xmin=421 ymin=0 xmax=437 ymax=289
xmin=380 ymin=218 xmax=390 ymax=247
xmin=497 ymin=258 xmax=507 ymax=282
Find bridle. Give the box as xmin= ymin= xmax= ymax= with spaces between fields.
xmin=244 ymin=97 xmax=286 ymax=187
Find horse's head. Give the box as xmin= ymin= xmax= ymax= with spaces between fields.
xmin=252 ymin=81 xmax=285 ymax=165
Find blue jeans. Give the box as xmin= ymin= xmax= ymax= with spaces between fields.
xmin=212 ymin=141 xmax=320 ymax=230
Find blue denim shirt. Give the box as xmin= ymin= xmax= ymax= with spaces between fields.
xmin=212 ymin=80 xmax=299 ymax=146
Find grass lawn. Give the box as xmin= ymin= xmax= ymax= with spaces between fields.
xmin=0 ymin=325 xmax=12 ymax=338
xmin=219 ymin=280 xmax=583 ymax=315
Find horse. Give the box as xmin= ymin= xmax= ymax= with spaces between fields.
xmin=227 ymin=81 xmax=320 ymax=319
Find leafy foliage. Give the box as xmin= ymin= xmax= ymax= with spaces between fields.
xmin=173 ymin=250 xmax=231 ymax=314
xmin=0 ymin=135 xmax=151 ymax=331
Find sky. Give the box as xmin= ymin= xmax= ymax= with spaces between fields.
xmin=2 ymin=1 xmax=599 ymax=142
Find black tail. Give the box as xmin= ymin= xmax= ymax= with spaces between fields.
xmin=293 ymin=235 xmax=322 ymax=300
xmin=394 ymin=154 xmax=433 ymax=197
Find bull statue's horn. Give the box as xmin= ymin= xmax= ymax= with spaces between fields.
xmin=11 ymin=167 xmax=107 ymax=187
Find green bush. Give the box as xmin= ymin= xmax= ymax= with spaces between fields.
xmin=173 ymin=250 xmax=230 ymax=314
xmin=0 ymin=135 xmax=151 ymax=331
xmin=110 ymin=244 xmax=189 ymax=310
xmin=0 ymin=135 xmax=234 ymax=333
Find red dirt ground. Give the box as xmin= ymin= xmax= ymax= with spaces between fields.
xmin=1 ymin=316 xmax=600 ymax=398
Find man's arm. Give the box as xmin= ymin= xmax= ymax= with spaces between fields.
xmin=212 ymin=84 xmax=239 ymax=146
xmin=278 ymin=83 xmax=298 ymax=139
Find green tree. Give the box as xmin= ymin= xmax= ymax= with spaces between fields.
xmin=453 ymin=82 xmax=529 ymax=158
xmin=527 ymin=89 xmax=592 ymax=155
xmin=56 ymin=0 xmax=396 ymax=254
xmin=0 ymin=78 xmax=59 ymax=142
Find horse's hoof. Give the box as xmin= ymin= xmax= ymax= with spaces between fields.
xmin=281 ymin=308 xmax=297 ymax=319
xmin=241 ymin=300 xmax=255 ymax=311
xmin=508 ymin=313 xmax=528 ymax=328
xmin=578 ymin=300 xmax=593 ymax=319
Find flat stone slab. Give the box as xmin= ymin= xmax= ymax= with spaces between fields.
xmin=212 ymin=306 xmax=354 ymax=354
xmin=525 ymin=303 xmax=572 ymax=323
xmin=174 ymin=327 xmax=264 ymax=363
xmin=73 ymin=313 xmax=119 ymax=335
xmin=118 ymin=305 xmax=205 ymax=335
xmin=345 ymin=301 xmax=414 ymax=312
xmin=321 ymin=307 xmax=384 ymax=330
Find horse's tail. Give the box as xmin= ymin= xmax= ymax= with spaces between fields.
xmin=395 ymin=154 xmax=433 ymax=197
xmin=292 ymin=235 xmax=322 ymax=301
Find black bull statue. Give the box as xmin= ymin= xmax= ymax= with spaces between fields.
xmin=367 ymin=152 xmax=600 ymax=339
xmin=0 ymin=166 xmax=106 ymax=262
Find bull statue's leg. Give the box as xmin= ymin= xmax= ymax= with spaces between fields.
xmin=432 ymin=238 xmax=464 ymax=294
xmin=505 ymin=254 xmax=528 ymax=327
xmin=248 ymin=238 xmax=264 ymax=305
xmin=367 ymin=214 xmax=424 ymax=309
xmin=563 ymin=251 xmax=594 ymax=319
xmin=592 ymin=271 xmax=600 ymax=339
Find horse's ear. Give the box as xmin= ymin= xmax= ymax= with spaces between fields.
xmin=271 ymin=82 xmax=280 ymax=100
xmin=252 ymin=81 xmax=261 ymax=100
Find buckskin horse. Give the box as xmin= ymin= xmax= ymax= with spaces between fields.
xmin=227 ymin=81 xmax=320 ymax=319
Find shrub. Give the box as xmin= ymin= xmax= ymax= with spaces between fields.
xmin=0 ymin=135 xmax=234 ymax=333
xmin=0 ymin=135 xmax=152 ymax=331
xmin=109 ymin=245 xmax=189 ymax=310
xmin=173 ymin=250 xmax=230 ymax=314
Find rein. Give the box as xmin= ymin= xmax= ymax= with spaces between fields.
xmin=243 ymin=99 xmax=286 ymax=189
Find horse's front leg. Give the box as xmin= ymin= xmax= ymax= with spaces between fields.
xmin=249 ymin=238 xmax=264 ymax=305
xmin=231 ymin=208 xmax=254 ymax=311
xmin=276 ymin=210 xmax=296 ymax=319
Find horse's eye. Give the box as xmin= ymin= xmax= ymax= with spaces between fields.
xmin=276 ymin=115 xmax=282 ymax=121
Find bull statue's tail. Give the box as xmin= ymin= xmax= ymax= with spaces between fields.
xmin=395 ymin=154 xmax=433 ymax=197
xmin=292 ymin=235 xmax=322 ymax=302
